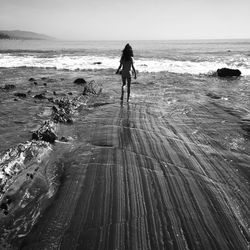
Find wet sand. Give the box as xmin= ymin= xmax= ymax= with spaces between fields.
xmin=1 ymin=69 xmax=250 ymax=249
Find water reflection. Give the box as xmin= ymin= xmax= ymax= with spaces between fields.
xmin=119 ymin=102 xmax=132 ymax=149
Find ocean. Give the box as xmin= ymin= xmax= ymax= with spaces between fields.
xmin=0 ymin=39 xmax=250 ymax=75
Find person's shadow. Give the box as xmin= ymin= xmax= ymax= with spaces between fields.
xmin=119 ymin=101 xmax=132 ymax=149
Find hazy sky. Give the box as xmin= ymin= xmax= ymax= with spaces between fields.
xmin=0 ymin=0 xmax=249 ymax=40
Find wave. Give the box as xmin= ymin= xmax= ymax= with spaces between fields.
xmin=0 ymin=53 xmax=250 ymax=75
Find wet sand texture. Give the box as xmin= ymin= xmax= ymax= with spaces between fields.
xmin=21 ymin=100 xmax=250 ymax=250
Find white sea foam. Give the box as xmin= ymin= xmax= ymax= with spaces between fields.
xmin=0 ymin=54 xmax=250 ymax=75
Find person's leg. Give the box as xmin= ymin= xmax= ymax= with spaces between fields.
xmin=121 ymin=76 xmax=126 ymax=100
xmin=127 ymin=77 xmax=131 ymax=102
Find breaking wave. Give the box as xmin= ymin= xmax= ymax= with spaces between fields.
xmin=0 ymin=53 xmax=250 ymax=75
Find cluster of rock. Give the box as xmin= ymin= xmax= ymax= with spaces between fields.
xmin=31 ymin=78 xmax=101 ymax=144
xmin=0 ymin=84 xmax=16 ymax=90
xmin=0 ymin=76 xmax=102 ymax=210
xmin=0 ymin=76 xmax=102 ymax=246
xmin=0 ymin=77 xmax=102 ymax=144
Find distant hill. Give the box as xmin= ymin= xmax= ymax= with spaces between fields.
xmin=0 ymin=30 xmax=55 ymax=40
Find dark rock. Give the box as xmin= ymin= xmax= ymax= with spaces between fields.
xmin=26 ymin=173 xmax=34 ymax=179
xmin=3 ymin=84 xmax=16 ymax=90
xmin=93 ymin=62 xmax=102 ymax=65
xmin=6 ymin=196 xmax=12 ymax=204
xmin=68 ymin=92 xmax=73 ymax=95
xmin=33 ymin=82 xmax=38 ymax=85
xmin=32 ymin=121 xmax=57 ymax=143
xmin=14 ymin=98 xmax=18 ymax=101
xmin=53 ymin=91 xmax=57 ymax=95
xmin=14 ymin=92 xmax=27 ymax=98
xmin=217 ymin=68 xmax=241 ymax=77
xmin=27 ymin=90 xmax=31 ymax=94
xmin=82 ymin=87 xmax=87 ymax=95
xmin=52 ymin=105 xmax=58 ymax=112
xmin=43 ymin=83 xmax=47 ymax=86
xmin=90 ymin=102 xmax=111 ymax=108
xmin=74 ymin=78 xmax=86 ymax=84
xmin=41 ymin=77 xmax=47 ymax=80
xmin=34 ymin=93 xmax=46 ymax=99
xmin=48 ymin=97 xmax=54 ymax=102
xmin=29 ymin=78 xmax=35 ymax=81
xmin=60 ymin=136 xmax=69 ymax=142
xmin=241 ymin=115 xmax=250 ymax=132
xmin=0 ymin=203 xmax=8 ymax=210
xmin=206 ymin=92 xmax=221 ymax=99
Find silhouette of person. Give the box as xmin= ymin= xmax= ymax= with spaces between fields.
xmin=116 ymin=44 xmax=137 ymax=102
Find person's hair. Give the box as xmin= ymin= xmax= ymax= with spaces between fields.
xmin=121 ymin=43 xmax=134 ymax=61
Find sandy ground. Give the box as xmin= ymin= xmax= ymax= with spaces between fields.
xmin=0 ymin=68 xmax=250 ymax=249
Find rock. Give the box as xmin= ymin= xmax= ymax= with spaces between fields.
xmin=3 ymin=84 xmax=16 ymax=90
xmin=52 ymin=108 xmax=73 ymax=124
xmin=217 ymin=68 xmax=241 ymax=77
xmin=33 ymin=82 xmax=38 ymax=85
xmin=68 ymin=92 xmax=73 ymax=95
xmin=206 ymin=92 xmax=221 ymax=99
xmin=241 ymin=115 xmax=250 ymax=132
xmin=14 ymin=98 xmax=18 ymax=101
xmin=34 ymin=93 xmax=46 ymax=99
xmin=29 ymin=78 xmax=35 ymax=82
xmin=41 ymin=77 xmax=47 ymax=80
xmin=27 ymin=90 xmax=31 ymax=94
xmin=82 ymin=87 xmax=87 ymax=95
xmin=74 ymin=78 xmax=86 ymax=84
xmin=51 ymin=100 xmax=73 ymax=124
xmin=82 ymin=80 xmax=101 ymax=95
xmin=26 ymin=173 xmax=34 ymax=179
xmin=47 ymin=97 xmax=54 ymax=102
xmin=93 ymin=62 xmax=102 ymax=65
xmin=0 ymin=140 xmax=52 ymax=220
xmin=14 ymin=92 xmax=27 ymax=98
xmin=53 ymin=91 xmax=57 ymax=95
xmin=32 ymin=121 xmax=57 ymax=143
xmin=60 ymin=136 xmax=69 ymax=142
xmin=43 ymin=83 xmax=47 ymax=86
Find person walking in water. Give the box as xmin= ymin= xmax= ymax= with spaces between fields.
xmin=116 ymin=44 xmax=137 ymax=102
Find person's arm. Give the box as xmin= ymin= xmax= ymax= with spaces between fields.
xmin=116 ymin=63 xmax=122 ymax=74
xmin=132 ymin=58 xmax=137 ymax=79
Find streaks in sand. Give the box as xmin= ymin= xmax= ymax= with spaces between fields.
xmin=21 ymin=97 xmax=250 ymax=249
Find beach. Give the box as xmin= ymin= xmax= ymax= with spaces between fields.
xmin=0 ymin=40 xmax=250 ymax=249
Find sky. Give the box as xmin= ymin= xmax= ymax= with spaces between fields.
xmin=0 ymin=0 xmax=250 ymax=40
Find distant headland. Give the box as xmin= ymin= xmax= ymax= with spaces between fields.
xmin=0 ymin=30 xmax=55 ymax=40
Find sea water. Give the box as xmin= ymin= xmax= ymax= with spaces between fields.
xmin=0 ymin=39 xmax=250 ymax=75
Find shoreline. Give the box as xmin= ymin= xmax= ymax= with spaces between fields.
xmin=0 ymin=68 xmax=250 ymax=249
